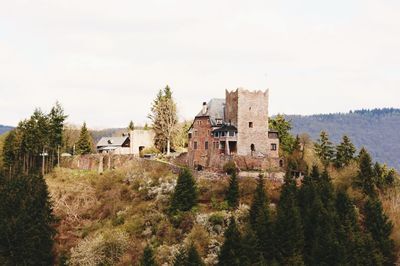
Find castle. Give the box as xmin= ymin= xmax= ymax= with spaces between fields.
xmin=188 ymin=88 xmax=280 ymax=170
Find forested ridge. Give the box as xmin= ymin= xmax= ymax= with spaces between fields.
xmin=286 ymin=108 xmax=400 ymax=170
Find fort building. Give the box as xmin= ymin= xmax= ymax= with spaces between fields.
xmin=187 ymin=88 xmax=280 ymax=170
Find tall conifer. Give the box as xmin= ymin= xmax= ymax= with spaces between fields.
xmin=169 ymin=168 xmax=198 ymax=213
xmin=76 ymin=122 xmax=93 ymax=155
xmin=225 ymin=172 xmax=239 ymax=209
xmin=218 ymin=218 xmax=242 ymax=266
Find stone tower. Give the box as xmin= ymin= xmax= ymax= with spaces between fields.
xmin=225 ymin=88 xmax=269 ymax=156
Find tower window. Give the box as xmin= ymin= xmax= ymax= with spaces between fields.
xmin=271 ymin=143 xmax=277 ymax=151
xmin=249 ymin=122 xmax=253 ymax=128
xmin=251 ymin=144 xmax=255 ymax=152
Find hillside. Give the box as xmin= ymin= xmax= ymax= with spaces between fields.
xmin=286 ymin=108 xmax=400 ymax=170
xmin=0 ymin=125 xmax=13 ymax=135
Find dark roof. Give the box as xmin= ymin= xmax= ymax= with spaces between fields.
xmin=96 ymin=136 xmax=129 ymax=148
xmin=213 ymin=124 xmax=237 ymax=133
xmin=196 ymin=98 xmax=225 ymax=126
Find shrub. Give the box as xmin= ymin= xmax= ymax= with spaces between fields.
xmin=69 ymin=229 xmax=129 ymax=266
xmin=208 ymin=213 xmax=225 ymax=226
xmin=140 ymin=147 xmax=161 ymax=157
xmin=223 ymin=161 xmax=237 ymax=175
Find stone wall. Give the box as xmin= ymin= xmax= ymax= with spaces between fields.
xmin=236 ymin=89 xmax=270 ymax=156
xmin=130 ymin=129 xmax=155 ymax=155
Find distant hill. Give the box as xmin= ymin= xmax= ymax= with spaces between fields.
xmin=286 ymin=108 xmax=400 ymax=170
xmin=0 ymin=125 xmax=13 ymax=135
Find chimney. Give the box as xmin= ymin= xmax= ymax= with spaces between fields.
xmin=202 ymin=102 xmax=207 ymax=114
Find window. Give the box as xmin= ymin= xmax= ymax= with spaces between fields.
xmin=197 ymin=120 xmax=202 ymax=125
xmin=194 ymin=130 xmax=198 ymax=137
xmin=251 ymin=144 xmax=255 ymax=151
xmin=229 ymin=131 xmax=234 ymax=137
xmin=208 ymin=130 xmax=210 ymax=136
xmin=205 ymin=141 xmax=209 ymax=150
xmin=194 ymin=141 xmax=198 ymax=150
xmin=249 ymin=122 xmax=253 ymax=128
xmin=271 ymin=143 xmax=277 ymax=151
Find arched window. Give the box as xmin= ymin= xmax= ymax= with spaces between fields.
xmin=250 ymin=144 xmax=255 ymax=152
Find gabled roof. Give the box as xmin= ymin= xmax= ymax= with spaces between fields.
xmin=196 ymin=98 xmax=225 ymax=126
xmin=96 ymin=136 xmax=129 ymax=148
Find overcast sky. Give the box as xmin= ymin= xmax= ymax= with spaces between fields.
xmin=1 ymin=0 xmax=400 ymax=128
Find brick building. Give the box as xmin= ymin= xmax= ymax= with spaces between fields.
xmin=187 ymin=88 xmax=280 ymax=170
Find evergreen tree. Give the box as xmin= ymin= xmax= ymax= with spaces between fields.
xmin=48 ymin=102 xmax=67 ymax=166
xmin=355 ymin=148 xmax=377 ymax=197
xmin=170 ymin=168 xmax=198 ymax=213
xmin=249 ymin=176 xmax=273 ymax=260
xmin=173 ymin=247 xmax=188 ymax=266
xmin=2 ymin=131 xmax=17 ymax=175
xmin=187 ymin=244 xmax=204 ymax=266
xmin=364 ymin=198 xmax=396 ymax=266
xmin=314 ymin=131 xmax=335 ymax=167
xmin=0 ymin=173 xmax=55 ymax=265
xmin=140 ymin=245 xmax=157 ymax=266
xmin=274 ymin=173 xmax=304 ymax=265
xmin=335 ymin=190 xmax=366 ymax=265
xmin=301 ymin=167 xmax=339 ymax=265
xmin=240 ymin=226 xmax=264 ymax=266
xmin=218 ymin=218 xmax=242 ymax=266
xmin=76 ymin=122 xmax=93 ymax=155
xmin=148 ymin=86 xmax=178 ymax=155
xmin=225 ymin=172 xmax=239 ymax=209
xmin=335 ymin=135 xmax=356 ymax=168
xmin=128 ymin=121 xmax=135 ymax=131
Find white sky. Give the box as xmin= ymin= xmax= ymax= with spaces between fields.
xmin=1 ymin=0 xmax=400 ymax=128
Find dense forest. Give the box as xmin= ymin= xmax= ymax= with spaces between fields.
xmin=286 ymin=108 xmax=400 ymax=170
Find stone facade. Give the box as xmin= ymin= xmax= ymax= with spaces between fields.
xmin=188 ymin=88 xmax=280 ymax=170
xmin=130 ymin=129 xmax=155 ymax=155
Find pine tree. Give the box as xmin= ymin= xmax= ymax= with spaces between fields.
xmin=148 ymin=86 xmax=178 ymax=155
xmin=364 ymin=198 xmax=396 ymax=265
xmin=335 ymin=190 xmax=366 ymax=265
xmin=225 ymin=172 xmax=239 ymax=209
xmin=173 ymin=247 xmax=188 ymax=266
xmin=218 ymin=218 xmax=242 ymax=266
xmin=140 ymin=245 xmax=158 ymax=266
xmin=128 ymin=121 xmax=135 ymax=131
xmin=2 ymin=130 xmax=17 ymax=175
xmin=76 ymin=122 xmax=93 ymax=155
xmin=0 ymin=173 xmax=55 ymax=265
xmin=274 ymin=173 xmax=304 ymax=265
xmin=314 ymin=131 xmax=335 ymax=167
xmin=240 ymin=226 xmax=264 ymax=265
xmin=170 ymin=168 xmax=198 ymax=213
xmin=300 ymin=167 xmax=339 ymax=265
xmin=187 ymin=244 xmax=204 ymax=266
xmin=48 ymin=102 xmax=67 ymax=166
xmin=335 ymin=135 xmax=356 ymax=168
xmin=249 ymin=175 xmax=273 ymax=260
xmin=355 ymin=148 xmax=377 ymax=197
